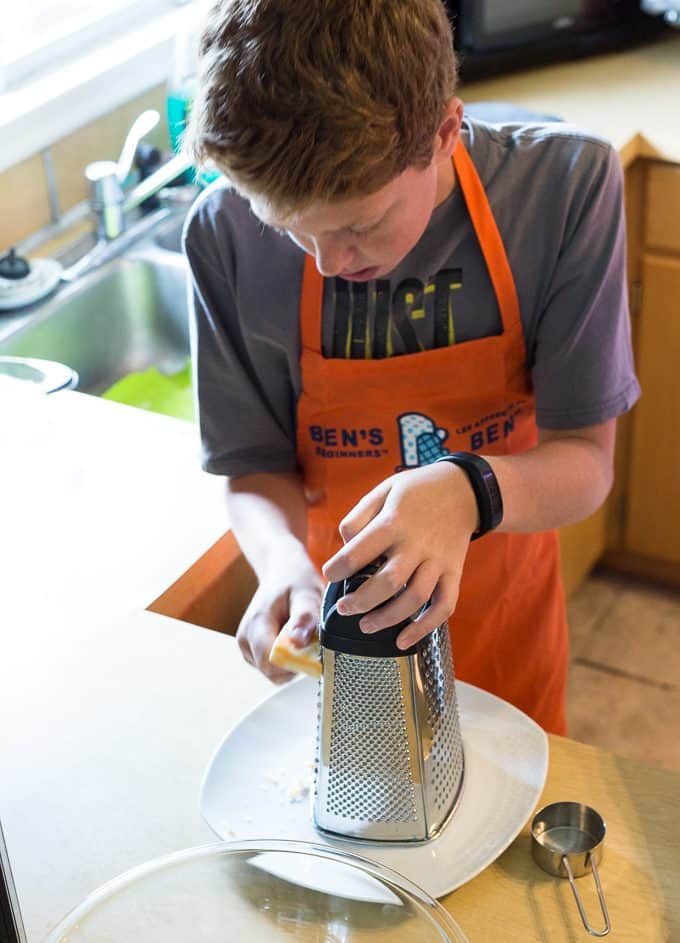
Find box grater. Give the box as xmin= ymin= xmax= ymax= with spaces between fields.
xmin=313 ymin=561 xmax=465 ymax=843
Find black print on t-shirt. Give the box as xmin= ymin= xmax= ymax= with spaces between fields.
xmin=330 ymin=268 xmax=462 ymax=359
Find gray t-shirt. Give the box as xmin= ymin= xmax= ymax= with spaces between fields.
xmin=183 ymin=117 xmax=640 ymax=477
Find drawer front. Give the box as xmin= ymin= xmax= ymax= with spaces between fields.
xmin=645 ymin=162 xmax=680 ymax=253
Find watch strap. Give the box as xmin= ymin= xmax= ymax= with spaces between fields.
xmin=434 ymin=452 xmax=503 ymax=540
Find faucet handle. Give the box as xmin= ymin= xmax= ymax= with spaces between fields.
xmin=85 ymin=109 xmax=160 ymax=193
xmin=116 ymin=109 xmax=160 ymax=183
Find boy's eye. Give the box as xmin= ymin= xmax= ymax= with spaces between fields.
xmin=348 ymin=221 xmax=381 ymax=237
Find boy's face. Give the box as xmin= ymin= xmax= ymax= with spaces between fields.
xmin=249 ymin=98 xmax=462 ymax=281
xmin=249 ymin=133 xmax=459 ymax=282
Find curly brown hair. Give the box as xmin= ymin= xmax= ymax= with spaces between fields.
xmin=187 ymin=0 xmax=458 ymax=215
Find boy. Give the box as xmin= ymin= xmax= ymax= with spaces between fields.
xmin=183 ymin=0 xmax=639 ymax=734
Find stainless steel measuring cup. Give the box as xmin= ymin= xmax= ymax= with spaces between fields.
xmin=531 ymin=802 xmax=611 ymax=938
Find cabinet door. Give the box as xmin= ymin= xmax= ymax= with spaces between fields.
xmin=645 ymin=162 xmax=680 ymax=254
xmin=625 ymin=254 xmax=680 ymax=563
xmin=559 ymin=508 xmax=607 ymax=597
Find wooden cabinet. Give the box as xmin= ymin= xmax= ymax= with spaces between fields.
xmin=597 ymin=158 xmax=680 ymax=588
xmin=561 ymin=157 xmax=680 ymax=594
xmin=559 ymin=508 xmax=607 ymax=597
xmin=624 ymin=254 xmax=680 ymax=563
xmin=645 ymin=162 xmax=680 ymax=253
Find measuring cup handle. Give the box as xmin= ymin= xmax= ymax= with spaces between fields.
xmin=562 ymin=854 xmax=611 ymax=937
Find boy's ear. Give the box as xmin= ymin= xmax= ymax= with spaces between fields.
xmin=434 ymin=97 xmax=464 ymax=159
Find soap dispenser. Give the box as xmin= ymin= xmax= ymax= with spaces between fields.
xmin=167 ymin=18 xmax=219 ymax=187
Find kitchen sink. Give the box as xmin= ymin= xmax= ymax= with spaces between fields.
xmin=152 ymin=216 xmax=185 ymax=254
xmin=0 ymin=246 xmax=190 ymax=395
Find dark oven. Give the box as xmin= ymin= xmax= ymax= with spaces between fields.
xmin=444 ymin=0 xmax=664 ymax=78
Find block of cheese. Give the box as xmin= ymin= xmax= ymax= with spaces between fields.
xmin=269 ymin=624 xmax=322 ymax=678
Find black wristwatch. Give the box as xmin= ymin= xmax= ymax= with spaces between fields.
xmin=434 ymin=452 xmax=503 ymax=540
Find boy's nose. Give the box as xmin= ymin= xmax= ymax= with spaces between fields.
xmin=313 ymin=237 xmax=355 ymax=278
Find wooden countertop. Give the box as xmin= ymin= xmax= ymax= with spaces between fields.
xmin=461 ymin=34 xmax=680 ymax=168
xmin=1 ymin=392 xmax=679 ymax=942
xmin=448 ymin=736 xmax=680 ymax=941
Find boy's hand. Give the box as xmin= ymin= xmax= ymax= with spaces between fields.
xmin=322 ymin=463 xmax=478 ymax=650
xmin=236 ymin=552 xmax=323 ymax=683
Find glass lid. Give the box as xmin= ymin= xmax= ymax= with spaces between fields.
xmin=44 ymin=840 xmax=469 ymax=942
xmin=0 ymin=355 xmax=78 ymax=394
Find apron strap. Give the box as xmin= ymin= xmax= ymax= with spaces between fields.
xmin=301 ymin=255 xmax=325 ymax=354
xmin=452 ymin=140 xmax=523 ymax=340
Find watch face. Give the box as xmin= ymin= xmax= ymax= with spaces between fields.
xmin=480 ymin=466 xmax=503 ymax=517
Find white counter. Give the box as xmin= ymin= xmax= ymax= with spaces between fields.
xmin=0 ymin=391 xmax=274 ymax=941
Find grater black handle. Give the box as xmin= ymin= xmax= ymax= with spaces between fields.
xmin=342 ymin=557 xmax=385 ymax=598
xmin=320 ymin=558 xmax=432 ymax=657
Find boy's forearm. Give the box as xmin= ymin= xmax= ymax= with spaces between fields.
xmin=225 ymin=471 xmax=312 ymax=577
xmin=487 ymin=420 xmax=616 ymax=533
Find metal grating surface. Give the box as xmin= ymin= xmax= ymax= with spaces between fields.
xmin=326 ymin=655 xmax=418 ymax=823
xmin=420 ymin=626 xmax=464 ymax=812
xmin=313 ymin=674 xmax=322 ymax=802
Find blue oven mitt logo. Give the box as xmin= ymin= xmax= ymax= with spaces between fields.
xmin=397 ymin=412 xmax=449 ymax=470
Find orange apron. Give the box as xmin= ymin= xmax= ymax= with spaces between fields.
xmin=295 ymin=141 xmax=568 ymax=735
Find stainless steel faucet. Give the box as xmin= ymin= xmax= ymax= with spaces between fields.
xmin=85 ymin=109 xmax=193 ymax=240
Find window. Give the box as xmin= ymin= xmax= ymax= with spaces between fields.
xmin=0 ymin=0 xmax=190 ymax=92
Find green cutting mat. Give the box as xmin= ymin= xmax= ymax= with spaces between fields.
xmin=102 ymin=360 xmax=194 ymax=422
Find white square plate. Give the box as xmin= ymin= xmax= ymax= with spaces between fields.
xmin=200 ymin=676 xmax=548 ymax=899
